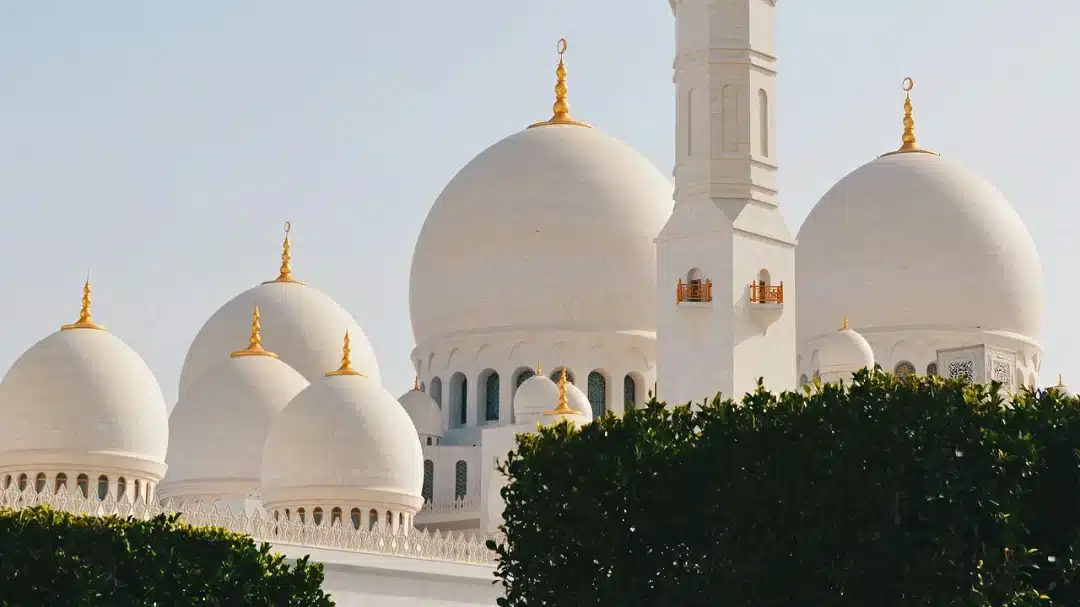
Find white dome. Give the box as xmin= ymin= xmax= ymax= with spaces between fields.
xmin=513 ymin=374 xmax=560 ymax=422
xmin=564 ymin=383 xmax=594 ymax=421
xmin=179 ymin=281 xmax=380 ymax=402
xmin=165 ymin=354 xmax=309 ymax=492
xmin=512 ymin=373 xmax=593 ymax=425
xmin=816 ymin=324 xmax=875 ymax=379
xmin=398 ymin=385 xmax=442 ymax=439
xmin=409 ymin=123 xmax=673 ymax=345
xmin=0 ymin=325 xmax=169 ymax=473
xmin=261 ymin=371 xmax=424 ymax=510
xmin=797 ymin=151 xmax=1044 ymax=343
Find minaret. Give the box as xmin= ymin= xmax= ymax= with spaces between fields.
xmin=656 ymin=0 xmax=796 ymax=405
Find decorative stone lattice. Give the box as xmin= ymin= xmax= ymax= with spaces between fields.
xmin=992 ymin=360 xmax=1013 ymax=390
xmin=0 ymin=486 xmax=495 ymax=566
xmin=948 ymin=360 xmax=974 ymax=382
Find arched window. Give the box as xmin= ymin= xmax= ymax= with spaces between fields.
xmin=894 ymin=361 xmax=916 ymax=378
xmin=369 ymin=509 xmax=378 ymax=531
xmin=549 ymin=367 xmax=575 ymax=384
xmin=426 ymin=437 xmax=432 ymax=445
xmin=1 ymin=475 xmax=9 ymax=489
xmin=422 ymin=460 xmax=434 ymax=503
xmin=450 ymin=372 xmax=467 ymax=427
xmin=134 ymin=479 xmax=142 ymax=502
xmin=385 ymin=511 xmax=392 ymax=530
xmin=926 ymin=362 xmax=938 ymax=377
xmin=454 ymin=460 xmax=468 ymax=500
xmin=758 ymin=88 xmax=769 ymax=158
xmin=117 ymin=477 xmax=127 ymax=499
xmin=54 ymin=473 xmax=67 ymax=493
xmin=800 ymin=373 xmax=810 ymax=386
xmin=18 ymin=474 xmax=28 ymax=491
xmin=331 ymin=507 xmax=342 ymax=526
xmin=313 ymin=507 xmax=324 ymax=525
xmin=97 ymin=475 xmax=108 ymax=500
xmin=587 ymin=371 xmax=607 ymax=418
xmin=297 ymin=507 xmax=306 ymax=523
xmin=350 ymin=508 xmax=361 ymax=530
xmin=429 ymin=376 xmax=443 ymax=409
xmin=757 ymin=269 xmax=771 ymax=286
xmin=514 ymin=368 xmax=535 ymax=389
xmin=623 ymin=375 xmax=637 ymax=410
xmin=76 ymin=474 xmax=89 ymax=498
xmin=484 ymin=371 xmax=500 ymax=422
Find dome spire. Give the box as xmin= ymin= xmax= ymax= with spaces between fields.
xmin=528 ymin=38 xmax=592 ymax=130
xmin=326 ymin=330 xmax=365 ymax=377
xmin=840 ymin=315 xmax=849 ymax=331
xmin=413 ymin=376 xmax=421 ymax=391
xmin=881 ymin=78 xmax=937 ymax=157
xmin=264 ymin=221 xmax=304 ymax=285
xmin=536 ymin=362 xmax=543 ymax=376
xmin=544 ymin=367 xmax=580 ymax=416
xmin=231 ymin=305 xmax=278 ymax=358
xmin=61 ymin=277 xmax=104 ymax=331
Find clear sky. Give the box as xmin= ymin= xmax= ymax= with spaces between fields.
xmin=1 ymin=0 xmax=1077 ymax=405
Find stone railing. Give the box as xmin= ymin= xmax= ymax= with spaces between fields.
xmin=0 ymin=486 xmax=496 ymax=566
xmin=420 ymin=496 xmax=481 ymax=514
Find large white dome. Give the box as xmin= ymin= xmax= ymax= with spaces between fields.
xmin=797 ymin=150 xmax=1044 ymax=343
xmin=409 ymin=123 xmax=673 ymax=345
xmin=165 ymin=352 xmax=309 ymax=492
xmin=261 ymin=365 xmax=424 ymax=510
xmin=0 ymin=323 xmax=169 ymax=472
xmin=179 ymin=281 xmax=380 ymax=402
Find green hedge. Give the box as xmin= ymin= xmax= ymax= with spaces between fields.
xmin=0 ymin=506 xmax=333 ymax=606
xmin=489 ymin=370 xmax=1080 ymax=606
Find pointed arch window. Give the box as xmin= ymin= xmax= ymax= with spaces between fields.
xmin=484 ymin=371 xmax=500 ymax=422
xmin=429 ymin=376 xmax=443 ymax=409
xmin=422 ymin=460 xmax=434 ymax=503
xmin=623 ymin=375 xmax=637 ymax=410
xmin=97 ymin=475 xmax=108 ymax=500
xmin=76 ymin=474 xmax=89 ymax=498
xmin=549 ymin=367 xmax=575 ymax=384
xmin=587 ymin=371 xmax=607 ymax=418
xmin=514 ymin=368 xmax=535 ymax=389
xmin=454 ymin=460 xmax=468 ymax=500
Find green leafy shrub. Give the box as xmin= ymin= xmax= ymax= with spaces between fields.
xmin=0 ymin=506 xmax=334 ymax=606
xmin=489 ymin=370 xmax=1080 ymax=606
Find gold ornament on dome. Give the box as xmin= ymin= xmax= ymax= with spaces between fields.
xmin=880 ymin=77 xmax=938 ymax=157
xmin=60 ymin=278 xmax=104 ymax=331
xmin=231 ymin=305 xmax=278 ymax=358
xmin=528 ymin=38 xmax=592 ymax=129
xmin=544 ymin=367 xmax=581 ymax=416
xmin=326 ymin=330 xmax=365 ymax=377
xmin=264 ymin=221 xmax=305 ymax=285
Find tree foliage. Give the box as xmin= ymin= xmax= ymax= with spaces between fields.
xmin=489 ymin=371 xmax=1080 ymax=606
xmin=0 ymin=506 xmax=334 ymax=606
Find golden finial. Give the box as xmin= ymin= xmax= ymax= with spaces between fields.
xmin=544 ymin=367 xmax=581 ymax=416
xmin=536 ymin=362 xmax=542 ymax=376
xmin=1055 ymin=374 xmax=1066 ymax=388
xmin=60 ymin=278 xmax=104 ymax=331
xmin=840 ymin=315 xmax=849 ymax=331
xmin=881 ymin=78 xmax=938 ymax=157
xmin=325 ymin=330 xmax=366 ymax=377
xmin=528 ymin=38 xmax=592 ymax=129
xmin=263 ymin=221 xmax=304 ymax=285
xmin=413 ymin=376 xmax=421 ymax=391
xmin=231 ymin=305 xmax=278 ymax=358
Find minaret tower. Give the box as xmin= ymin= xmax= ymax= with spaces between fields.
xmin=656 ymin=0 xmax=796 ymax=405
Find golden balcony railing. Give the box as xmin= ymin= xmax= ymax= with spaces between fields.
xmin=677 ymin=279 xmax=712 ymax=303
xmin=749 ymin=281 xmax=784 ymax=304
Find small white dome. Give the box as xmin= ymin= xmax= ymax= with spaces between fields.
xmin=398 ymin=384 xmax=442 ymax=440
xmin=165 ymin=353 xmax=309 ymax=493
xmin=513 ymin=374 xmax=560 ymax=423
xmin=410 ymin=123 xmax=673 ymax=345
xmin=261 ymin=367 xmax=424 ymax=512
xmin=816 ymin=322 xmax=875 ymax=381
xmin=797 ymin=150 xmax=1043 ymax=343
xmin=564 ymin=383 xmax=594 ymax=421
xmin=0 ymin=323 xmax=169 ymax=476
xmin=179 ymin=281 xmax=380 ymax=402
xmin=512 ymin=372 xmax=593 ymax=425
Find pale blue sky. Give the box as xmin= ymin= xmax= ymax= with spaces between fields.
xmin=1 ymin=1 xmax=1077 ymax=404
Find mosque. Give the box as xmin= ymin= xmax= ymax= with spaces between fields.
xmin=0 ymin=1 xmax=1050 ymax=605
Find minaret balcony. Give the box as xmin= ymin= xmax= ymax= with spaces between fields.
xmin=677 ymin=279 xmax=712 ymax=305
xmin=749 ymin=282 xmax=783 ymax=304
